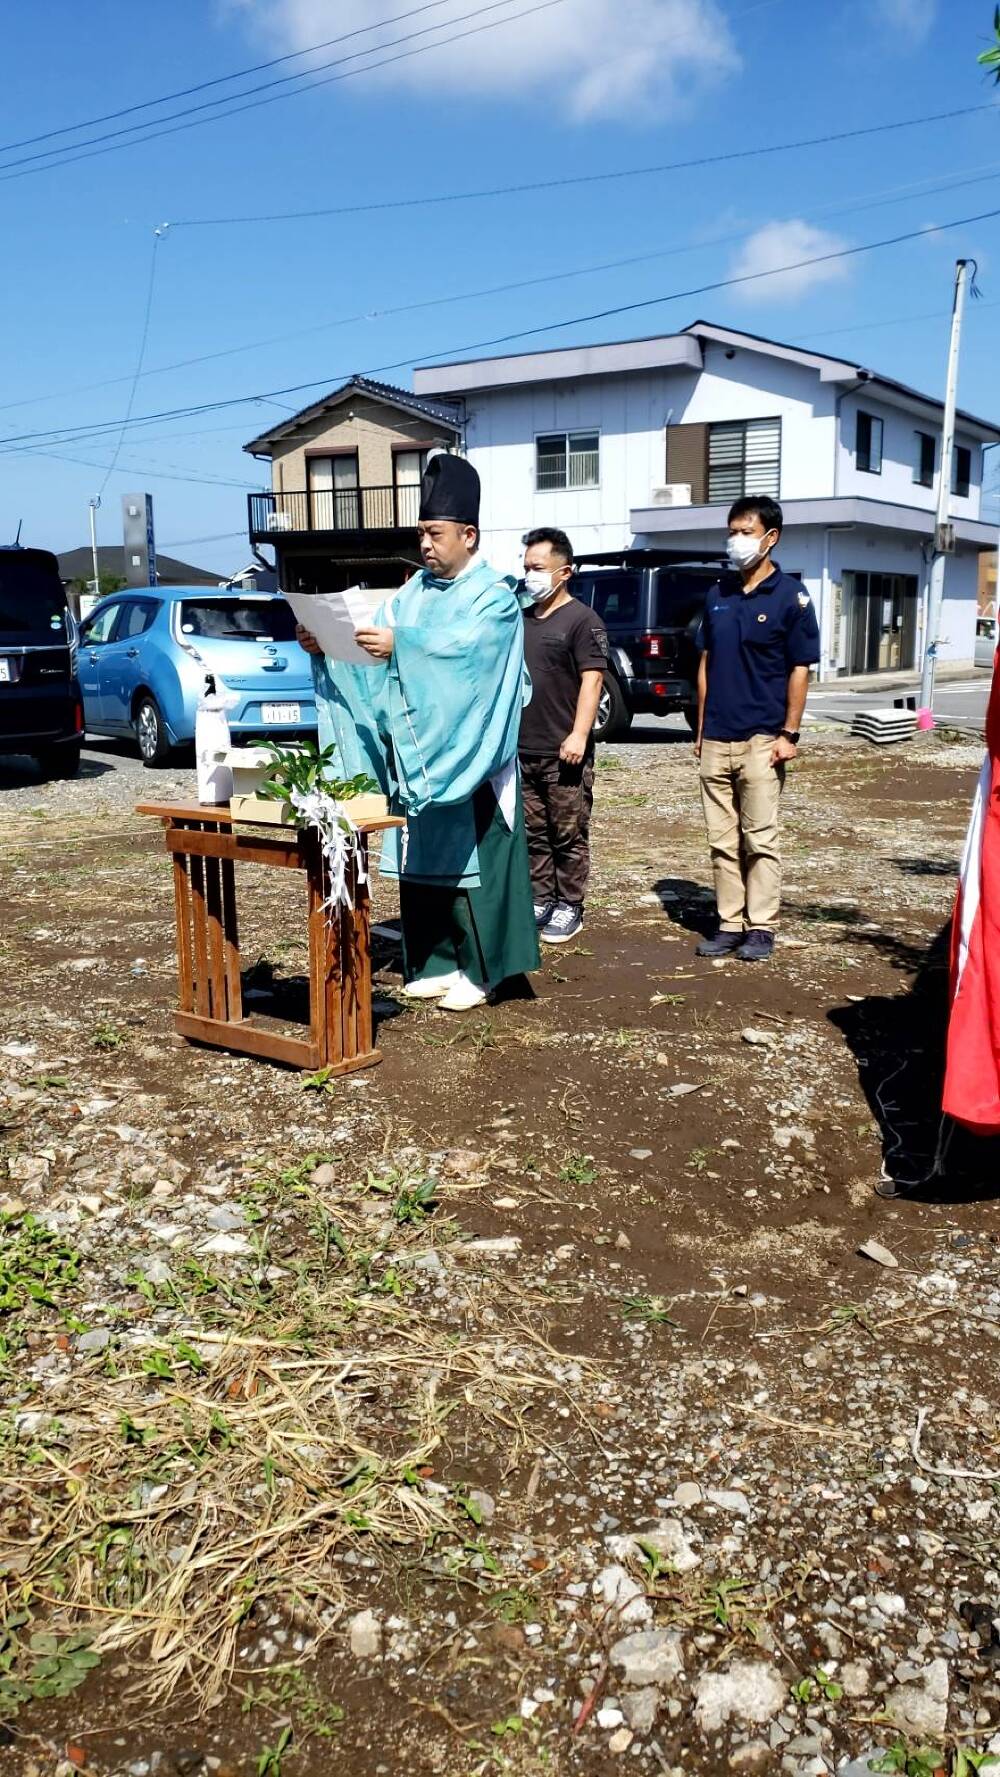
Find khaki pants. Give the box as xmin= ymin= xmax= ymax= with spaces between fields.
xmin=699 ymin=735 xmax=784 ymax=931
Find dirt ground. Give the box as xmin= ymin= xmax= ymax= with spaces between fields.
xmin=2 ymin=725 xmax=999 ymax=1777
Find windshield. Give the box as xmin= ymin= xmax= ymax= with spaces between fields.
xmin=0 ymin=551 xmax=69 ymax=644
xmin=177 ymin=598 xmax=297 ymax=642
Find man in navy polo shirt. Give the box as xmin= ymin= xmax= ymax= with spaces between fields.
xmin=693 ymin=495 xmax=820 ymax=963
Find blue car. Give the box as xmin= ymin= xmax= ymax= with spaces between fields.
xmin=77 ymin=585 xmax=318 ymax=765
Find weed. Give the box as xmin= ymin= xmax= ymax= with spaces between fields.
xmin=558 ymin=1154 xmax=598 ymax=1186
xmin=792 ymin=1667 xmax=843 ymax=1704
xmin=651 ymin=992 xmax=686 ymax=1007
xmin=393 ymin=1178 xmax=439 ymax=1226
xmin=687 ymin=1147 xmax=711 ymax=1173
xmin=242 ymin=1668 xmax=344 ymax=1740
xmin=92 ymin=1020 xmax=128 ymax=1051
xmin=635 ymin=1538 xmax=677 ymax=1582
xmin=0 ymin=1213 xmax=81 ymax=1314
xmin=827 ymin=1302 xmax=877 ymax=1337
xmin=873 ymin=1744 xmax=999 ymax=1777
xmin=622 ymin=1294 xmax=680 ymax=1328
xmin=491 ymin=1716 xmax=524 ymax=1739
xmin=489 ymin=1588 xmax=540 ymax=1624
xmin=0 ymin=1615 xmax=100 ymax=1716
xmin=256 ymin=1724 xmax=294 ymax=1777
xmin=300 ymin=1065 xmax=337 ymax=1094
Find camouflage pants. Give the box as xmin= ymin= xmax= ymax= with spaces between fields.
xmin=520 ymin=753 xmax=595 ymax=907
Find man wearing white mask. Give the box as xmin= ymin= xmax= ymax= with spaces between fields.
xmin=518 ymin=527 xmax=608 ymax=945
xmin=693 ymin=497 xmax=820 ymax=964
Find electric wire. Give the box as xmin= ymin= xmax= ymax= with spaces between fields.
xmin=0 ymin=0 xmax=569 ymax=183
xmin=0 ymin=0 xmax=469 ymax=156
xmin=94 ymin=232 xmax=162 ymax=500
xmin=168 ymin=100 xmax=1000 ymax=227
xmin=3 ymin=201 xmax=1000 ymax=456
xmin=7 ymin=153 xmax=1000 ymax=424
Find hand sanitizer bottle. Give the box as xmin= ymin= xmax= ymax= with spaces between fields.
xmin=195 ymin=674 xmax=235 ymax=805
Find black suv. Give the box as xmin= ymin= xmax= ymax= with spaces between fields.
xmin=0 ymin=545 xmax=83 ymax=778
xmin=573 ymin=549 xmax=726 ymax=741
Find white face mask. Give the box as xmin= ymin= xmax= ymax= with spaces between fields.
xmin=520 ymin=568 xmax=558 ymax=607
xmin=726 ymin=530 xmax=774 ymax=572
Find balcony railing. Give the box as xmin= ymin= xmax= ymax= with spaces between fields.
xmin=248 ymin=485 xmax=421 ymax=538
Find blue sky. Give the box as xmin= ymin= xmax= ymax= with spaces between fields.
xmin=1 ymin=0 xmax=999 ymax=574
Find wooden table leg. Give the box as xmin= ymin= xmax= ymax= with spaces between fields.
xmin=204 ymin=855 xmax=227 ymax=1020
xmin=307 ymin=841 xmax=343 ymax=1069
xmin=221 ymin=860 xmax=242 ymax=1022
xmin=171 ymin=841 xmax=195 ymax=1014
xmin=351 ymin=846 xmax=373 ymax=1060
xmin=188 ymin=836 xmax=211 ymax=1019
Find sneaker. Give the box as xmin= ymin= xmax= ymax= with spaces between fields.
xmin=438 ymin=973 xmax=490 ymax=1012
xmin=736 ymin=928 xmax=775 ymax=963
xmin=400 ymin=970 xmax=461 ymax=999
xmin=695 ymin=931 xmax=744 ymax=958
xmin=533 ymin=899 xmax=556 ymax=929
xmin=541 ymin=902 xmax=583 ymax=945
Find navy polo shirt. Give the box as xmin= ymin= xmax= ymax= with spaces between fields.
xmin=697 ymin=562 xmax=821 ymax=742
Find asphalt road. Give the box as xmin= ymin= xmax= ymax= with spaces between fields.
xmin=630 ymin=669 xmax=993 ymax=744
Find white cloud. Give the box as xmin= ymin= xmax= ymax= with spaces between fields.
xmin=228 ymin=0 xmax=739 ymax=120
xmin=728 ymin=220 xmax=852 ymax=303
xmin=872 ymin=0 xmax=936 ymax=44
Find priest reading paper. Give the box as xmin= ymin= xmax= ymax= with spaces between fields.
xmin=296 ymin=452 xmax=539 ymax=1013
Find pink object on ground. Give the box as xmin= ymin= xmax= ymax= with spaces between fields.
xmin=916 ymin=708 xmax=935 ymax=731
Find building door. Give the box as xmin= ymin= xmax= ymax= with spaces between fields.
xmin=393 ymin=449 xmax=429 ymax=526
xmin=844 ymin=572 xmax=919 ymax=673
xmin=307 ymin=454 xmax=360 ymax=530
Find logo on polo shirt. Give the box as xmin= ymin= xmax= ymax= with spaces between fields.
xmin=797 ymin=591 xmax=811 ymax=608
xmin=757 ymin=613 xmax=767 ymax=623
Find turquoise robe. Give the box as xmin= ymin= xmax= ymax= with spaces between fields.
xmin=311 ymin=558 xmax=539 ymax=986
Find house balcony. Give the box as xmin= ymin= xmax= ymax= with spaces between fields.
xmin=248 ymin=485 xmax=421 ymax=542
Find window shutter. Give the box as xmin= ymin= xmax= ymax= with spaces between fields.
xmin=742 ymin=418 xmax=781 ymax=495
xmin=665 ymin=422 xmax=708 ymax=503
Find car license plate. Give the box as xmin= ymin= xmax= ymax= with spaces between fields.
xmin=0 ymin=658 xmax=10 ymax=682
xmin=262 ymin=702 xmax=300 ymax=724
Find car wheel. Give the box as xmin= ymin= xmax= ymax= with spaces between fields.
xmin=592 ymin=673 xmax=633 ymax=743
xmin=33 ymin=742 xmax=83 ymax=780
xmin=135 ymin=695 xmax=172 ymax=766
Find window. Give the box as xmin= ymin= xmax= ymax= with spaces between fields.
xmin=914 ymin=431 xmax=936 ymax=488
xmin=80 ymin=602 xmax=123 ymax=645
xmin=118 ymin=600 xmax=160 ymax=640
xmin=178 ymin=599 xmax=298 ymax=642
xmin=393 ymin=448 xmax=430 ymax=526
xmin=855 ymin=410 xmax=883 ymax=474
xmin=574 ymin=571 xmax=640 ymax=626
xmin=535 ymin=431 xmax=600 ymax=491
xmin=307 ymin=454 xmax=360 ymax=528
xmin=707 ymin=418 xmax=780 ymax=503
xmin=953 ymin=445 xmax=972 ymax=498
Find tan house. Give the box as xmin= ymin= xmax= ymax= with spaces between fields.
xmin=979 ymin=547 xmax=997 ymax=621
xmin=244 ymin=376 xmax=463 ymax=595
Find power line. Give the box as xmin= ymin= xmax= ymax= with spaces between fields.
xmin=94 ymin=232 xmax=163 ymax=499
xmin=0 ymin=0 xmax=465 ymax=155
xmin=0 ymin=0 xmax=569 ymax=183
xmin=168 ymin=99 xmax=1000 ymax=227
xmin=7 ymin=153 xmax=1000 ymax=424
xmin=3 ymin=200 xmax=1000 ymax=455
xmin=26 ymin=448 xmax=259 ymax=490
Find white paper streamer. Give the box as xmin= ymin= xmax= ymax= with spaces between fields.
xmin=288 ymin=787 xmax=368 ymax=914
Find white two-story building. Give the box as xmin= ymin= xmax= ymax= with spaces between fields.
xmin=413 ymin=321 xmax=1000 ymax=677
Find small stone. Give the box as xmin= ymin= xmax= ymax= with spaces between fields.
xmin=607 ymin=1519 xmax=700 ymax=1574
xmin=741 ymin=1028 xmax=777 ymax=1047
xmin=468 ymin=1489 xmax=496 ymax=1525
xmin=460 ymin=1236 xmax=521 ymax=1257
xmin=885 ymin=1658 xmax=949 ymax=1739
xmin=205 ymin=1204 xmax=246 ymax=1232
xmin=694 ymin=1661 xmax=786 ymax=1733
xmin=839 ymin=1661 xmax=871 ymax=1699
xmin=597 ymin=1707 xmax=625 ymax=1730
xmin=76 ymin=1328 xmax=111 ymax=1354
xmin=728 ymin=1742 xmax=771 ymax=1771
xmin=629 ymin=1149 xmax=653 ymax=1161
xmin=348 ymin=1609 xmax=382 ymax=1659
xmin=609 ymin=1629 xmax=684 ymax=1689
xmin=593 ymin=1565 xmax=653 ymax=1630
xmin=196 ymin=1231 xmax=251 ymax=1257
xmin=608 ymin=1729 xmax=633 ymax=1755
xmin=707 ymin=1488 xmax=752 ymax=1517
xmin=308 ymin=1163 xmax=337 ymax=1187
xmin=873 ymin=1592 xmax=906 ymax=1619
xmin=172 ymin=1755 xmax=205 ymax=1777
xmin=967 ymin=1500 xmax=993 ymax=1524
xmin=857 ymin=1239 xmax=898 ymax=1270
xmin=621 ymin=1688 xmax=659 ymax=1735
xmin=674 ymin=1482 xmax=703 ymax=1510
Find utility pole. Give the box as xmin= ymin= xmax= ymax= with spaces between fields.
xmin=919 ymin=258 xmax=971 ymax=718
xmin=88 ymin=496 xmax=101 ymax=605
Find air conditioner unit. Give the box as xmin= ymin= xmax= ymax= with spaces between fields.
xmin=650 ymin=483 xmax=692 ymax=507
xmin=267 ymin=511 xmax=293 ymax=531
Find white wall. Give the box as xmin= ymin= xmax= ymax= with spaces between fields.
xmin=680 ymin=342 xmax=838 ymax=499
xmin=836 ymin=390 xmax=982 ymax=519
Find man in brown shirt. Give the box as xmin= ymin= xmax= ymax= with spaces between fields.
xmin=518 ymin=527 xmax=608 ymax=945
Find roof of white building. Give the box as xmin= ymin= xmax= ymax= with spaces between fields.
xmin=413 ymin=320 xmax=1000 ymax=443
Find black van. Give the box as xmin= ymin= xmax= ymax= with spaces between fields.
xmin=0 ymin=545 xmax=84 ymax=778
xmin=573 ymin=549 xmax=726 ymax=741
